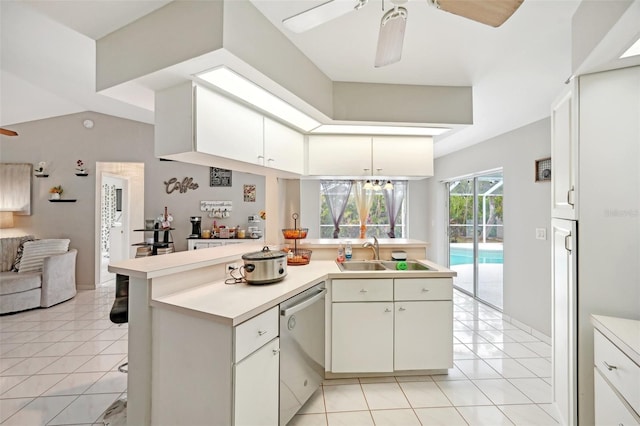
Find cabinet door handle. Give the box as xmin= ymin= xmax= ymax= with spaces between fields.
xmin=602 ymin=361 xmax=617 ymax=371
xmin=360 ymin=289 xmax=368 ymax=293
xmin=257 ymin=155 xmax=264 ymax=160
xmin=376 ymin=168 xmax=383 ymax=174
xmin=564 ymin=234 xmax=572 ymax=254
xmin=272 ymin=348 xmax=280 ymax=355
xmin=421 ymin=288 xmax=430 ymax=292
xmin=384 ymin=308 xmax=391 ymax=313
xmin=267 ymin=158 xmax=275 ymax=163
xmin=398 ymin=307 xmax=406 ymax=311
xmin=258 ymin=330 xmax=267 ymax=336
xmin=567 ymin=186 xmax=575 ymax=207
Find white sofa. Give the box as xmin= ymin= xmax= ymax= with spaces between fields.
xmin=0 ymin=236 xmax=77 ymax=315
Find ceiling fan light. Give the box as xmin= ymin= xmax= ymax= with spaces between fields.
xmin=374 ymin=7 xmax=408 ymax=68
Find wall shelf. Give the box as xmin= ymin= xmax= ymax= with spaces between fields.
xmin=49 ymin=199 xmax=77 ymax=203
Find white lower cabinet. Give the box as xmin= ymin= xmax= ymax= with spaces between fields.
xmin=331 ymin=302 xmax=394 ymax=373
xmin=594 ymin=368 xmax=639 ymax=426
xmin=234 ymin=337 xmax=280 ymax=426
xmin=394 ymin=301 xmax=453 ymax=370
xmin=330 ymin=277 xmax=453 ymax=374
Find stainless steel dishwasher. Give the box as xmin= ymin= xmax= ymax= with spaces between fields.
xmin=279 ymin=282 xmax=326 ymax=425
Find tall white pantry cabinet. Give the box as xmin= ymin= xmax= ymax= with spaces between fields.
xmin=551 ymin=66 xmax=640 ymax=425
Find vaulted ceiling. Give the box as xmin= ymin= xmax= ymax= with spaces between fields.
xmin=1 ymin=0 xmax=638 ymax=157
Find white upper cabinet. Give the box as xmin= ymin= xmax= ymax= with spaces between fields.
xmin=196 ymin=86 xmax=264 ymax=166
xmin=155 ymin=82 xmax=305 ymax=176
xmin=307 ymin=135 xmax=372 ymax=176
xmin=372 ymin=136 xmax=434 ymax=177
xmin=263 ymin=117 xmax=304 ymax=175
xmin=307 ymin=135 xmax=434 ymax=177
xmin=551 ymin=82 xmax=579 ymax=220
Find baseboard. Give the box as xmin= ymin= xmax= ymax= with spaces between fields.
xmin=502 ymin=313 xmax=551 ymax=344
xmin=77 ymin=283 xmax=96 ymax=290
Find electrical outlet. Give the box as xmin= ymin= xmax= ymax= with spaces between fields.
xmin=536 ymin=228 xmax=547 ymax=240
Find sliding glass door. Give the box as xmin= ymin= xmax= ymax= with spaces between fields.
xmin=447 ymin=171 xmax=504 ymax=309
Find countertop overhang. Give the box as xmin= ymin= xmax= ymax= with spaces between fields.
xmin=109 ymin=242 xmax=454 ymax=327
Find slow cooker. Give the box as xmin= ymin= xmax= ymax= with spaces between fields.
xmin=241 ymin=246 xmax=287 ymax=284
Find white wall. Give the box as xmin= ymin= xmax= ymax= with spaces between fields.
xmin=0 ymin=111 xmax=265 ymax=288
xmin=426 ymin=118 xmax=552 ymax=336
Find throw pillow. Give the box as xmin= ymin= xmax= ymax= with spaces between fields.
xmin=18 ymin=239 xmax=70 ymax=273
xmin=10 ymin=235 xmax=36 ymax=272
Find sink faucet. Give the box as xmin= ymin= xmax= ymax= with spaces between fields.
xmin=362 ymin=236 xmax=380 ymax=260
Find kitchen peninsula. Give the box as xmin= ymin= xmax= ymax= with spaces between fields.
xmin=108 ymin=240 xmax=455 ymax=425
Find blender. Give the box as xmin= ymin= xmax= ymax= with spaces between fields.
xmin=189 ymin=216 xmax=202 ymax=238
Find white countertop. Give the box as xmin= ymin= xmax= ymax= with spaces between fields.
xmin=591 ymin=314 xmax=640 ymax=366
xmin=151 ymin=258 xmax=455 ymax=326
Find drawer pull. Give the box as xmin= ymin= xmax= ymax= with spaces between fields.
xmin=399 ymin=307 xmax=406 ymax=311
xmin=258 ymin=330 xmax=268 ymax=336
xmin=360 ymin=289 xmax=368 ymax=293
xmin=602 ymin=361 xmax=617 ymax=371
xmin=421 ymin=288 xmax=430 ymax=292
xmin=272 ymin=348 xmax=280 ymax=355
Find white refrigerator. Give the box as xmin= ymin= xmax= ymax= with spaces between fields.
xmin=551 ymin=66 xmax=640 ymax=425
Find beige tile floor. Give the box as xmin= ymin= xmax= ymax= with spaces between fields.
xmin=1 ymin=284 xmax=558 ymax=425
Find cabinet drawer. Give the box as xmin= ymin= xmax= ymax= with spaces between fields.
xmin=595 ymin=367 xmax=640 ymax=425
xmin=594 ymin=329 xmax=640 ymax=414
xmin=394 ymin=278 xmax=453 ymax=301
xmin=234 ymin=306 xmax=279 ymax=362
xmin=332 ymin=279 xmax=393 ymax=302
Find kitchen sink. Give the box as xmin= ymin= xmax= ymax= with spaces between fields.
xmin=337 ymin=261 xmax=387 ymax=271
xmin=336 ymin=260 xmax=430 ymax=271
xmin=381 ymin=261 xmax=430 ymax=271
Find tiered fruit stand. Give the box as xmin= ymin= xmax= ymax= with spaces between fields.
xmin=282 ymin=213 xmax=312 ymax=266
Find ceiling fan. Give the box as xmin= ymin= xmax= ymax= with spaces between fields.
xmin=282 ymin=0 xmax=524 ymax=67
xmin=0 ymin=128 xmax=18 ymax=137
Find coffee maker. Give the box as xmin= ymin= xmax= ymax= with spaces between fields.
xmin=189 ymin=216 xmax=202 ymax=238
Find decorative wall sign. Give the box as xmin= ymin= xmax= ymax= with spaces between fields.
xmin=165 ymin=177 xmax=199 ymax=194
xmin=200 ymin=201 xmax=233 ymax=218
xmin=244 ymin=184 xmax=256 ymax=202
xmin=210 ymin=167 xmax=232 ymax=187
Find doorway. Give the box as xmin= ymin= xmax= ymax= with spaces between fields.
xmin=95 ymin=162 xmax=144 ymax=287
xmin=446 ymin=170 xmax=504 ymax=309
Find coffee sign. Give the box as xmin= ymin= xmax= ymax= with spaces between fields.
xmin=165 ymin=177 xmax=199 ymax=194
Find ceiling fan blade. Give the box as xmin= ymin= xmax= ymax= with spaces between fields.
xmin=375 ymin=7 xmax=408 ymax=68
xmin=0 ymin=128 xmax=18 ymax=137
xmin=283 ymin=0 xmax=360 ymax=33
xmin=430 ymin=0 xmax=524 ymax=27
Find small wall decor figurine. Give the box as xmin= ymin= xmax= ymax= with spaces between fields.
xmin=49 ymin=185 xmax=63 ymax=200
xmin=76 ymin=160 xmax=88 ymax=176
xmin=34 ymin=161 xmax=48 ymax=177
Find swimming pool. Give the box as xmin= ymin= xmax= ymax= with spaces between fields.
xmin=450 ymin=246 xmax=504 ymax=266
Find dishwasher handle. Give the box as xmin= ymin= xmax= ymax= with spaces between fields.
xmin=281 ymin=288 xmax=327 ymax=317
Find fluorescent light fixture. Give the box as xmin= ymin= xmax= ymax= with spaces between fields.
xmin=620 ymin=36 xmax=640 ymax=58
xmin=311 ymin=124 xmax=449 ymax=136
xmin=375 ymin=7 xmax=407 ymax=68
xmin=283 ymin=0 xmax=359 ymax=33
xmin=197 ymin=67 xmax=321 ymax=132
